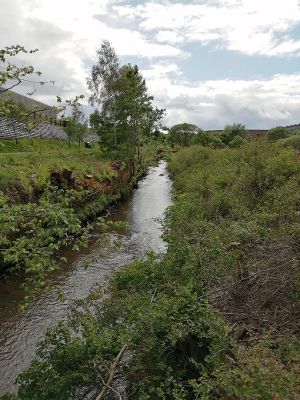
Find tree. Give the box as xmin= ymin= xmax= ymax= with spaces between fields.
xmin=210 ymin=135 xmax=225 ymax=149
xmin=117 ymin=64 xmax=165 ymax=165
xmin=192 ymin=128 xmax=209 ymax=146
xmin=167 ymin=123 xmax=198 ymax=148
xmin=267 ymin=126 xmax=287 ymax=142
xmin=71 ymin=106 xmax=88 ymax=147
xmin=88 ymin=42 xmax=165 ymax=159
xmin=222 ymin=123 xmax=247 ymax=143
xmin=87 ymin=40 xmax=120 ymax=151
xmin=229 ymin=135 xmax=245 ymax=148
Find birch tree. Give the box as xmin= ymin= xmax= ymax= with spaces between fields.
xmin=87 ymin=40 xmax=120 ymax=151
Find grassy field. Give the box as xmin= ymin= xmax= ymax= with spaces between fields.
xmin=0 ymin=138 xmax=114 ymax=197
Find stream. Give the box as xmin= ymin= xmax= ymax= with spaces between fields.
xmin=0 ymin=160 xmax=173 ymax=396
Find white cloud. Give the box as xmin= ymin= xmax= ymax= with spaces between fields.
xmin=147 ymin=73 xmax=300 ymax=129
xmin=113 ymin=0 xmax=300 ymax=57
xmin=1 ymin=0 xmax=300 ymax=129
xmin=141 ymin=63 xmax=181 ymax=79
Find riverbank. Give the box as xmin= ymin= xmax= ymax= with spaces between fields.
xmin=0 ymin=138 xmax=163 ymax=305
xmin=0 ymin=161 xmax=173 ymax=397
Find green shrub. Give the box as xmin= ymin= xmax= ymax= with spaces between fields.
xmin=229 ymin=135 xmax=245 ymax=148
xmin=267 ymin=126 xmax=287 ymax=142
xmin=279 ymin=134 xmax=300 ymax=150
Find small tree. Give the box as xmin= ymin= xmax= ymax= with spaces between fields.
xmin=229 ymin=135 xmax=245 ymax=148
xmin=64 ymin=120 xmax=77 ymax=148
xmin=267 ymin=126 xmax=287 ymax=142
xmin=71 ymin=106 xmax=88 ymax=147
xmin=193 ymin=129 xmax=209 ymax=146
xmin=167 ymin=123 xmax=198 ymax=148
xmin=87 ymin=40 xmax=121 ymax=151
xmin=223 ymin=123 xmax=247 ymax=143
xmin=210 ymin=135 xmax=225 ymax=149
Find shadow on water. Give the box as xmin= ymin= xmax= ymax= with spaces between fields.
xmin=0 ymin=160 xmax=173 ymax=396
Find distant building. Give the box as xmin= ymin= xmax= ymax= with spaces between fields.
xmin=247 ymin=130 xmax=269 ymax=140
xmin=0 ymin=90 xmax=69 ymax=140
xmin=0 ymin=89 xmax=57 ymax=120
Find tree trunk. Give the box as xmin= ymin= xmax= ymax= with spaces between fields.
xmin=137 ymin=127 xmax=141 ymax=163
xmin=113 ymin=94 xmax=118 ymax=151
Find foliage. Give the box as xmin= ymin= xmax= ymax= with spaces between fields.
xmin=229 ymin=134 xmax=245 ymax=148
xmin=0 ymin=45 xmax=43 ymax=97
xmin=279 ymin=134 xmax=300 ymax=150
xmin=167 ymin=123 xmax=199 ymax=148
xmin=192 ymin=128 xmax=209 ymax=146
xmin=209 ymin=135 xmax=225 ymax=149
xmin=197 ymin=335 xmax=300 ymax=399
xmin=88 ymin=41 xmax=165 ymax=159
xmin=223 ymin=123 xmax=247 ymax=143
xmin=267 ymin=126 xmax=288 ymax=142
xmin=0 ymin=187 xmax=127 ymax=307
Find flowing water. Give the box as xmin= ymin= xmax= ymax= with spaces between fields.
xmin=0 ymin=160 xmax=173 ymax=396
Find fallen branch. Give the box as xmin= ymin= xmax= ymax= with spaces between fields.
xmin=98 ymin=375 xmax=122 ymax=400
xmin=96 ymin=344 xmax=127 ymax=400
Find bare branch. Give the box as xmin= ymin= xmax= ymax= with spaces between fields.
xmin=96 ymin=344 xmax=127 ymax=400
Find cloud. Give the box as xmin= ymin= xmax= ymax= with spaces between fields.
xmin=2 ymin=0 xmax=300 ymax=130
xmin=148 ymin=73 xmax=300 ymax=129
xmin=112 ymin=0 xmax=300 ymax=57
xmin=141 ymin=63 xmax=182 ymax=79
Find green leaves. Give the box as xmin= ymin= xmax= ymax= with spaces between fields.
xmin=0 ymin=189 xmax=89 ymax=305
xmin=167 ymin=123 xmax=199 ymax=148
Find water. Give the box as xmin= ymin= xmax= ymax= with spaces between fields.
xmin=0 ymin=160 xmax=173 ymax=396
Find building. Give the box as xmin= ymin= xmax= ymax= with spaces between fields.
xmin=0 ymin=89 xmax=57 ymax=120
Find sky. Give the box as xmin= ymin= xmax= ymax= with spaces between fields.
xmin=2 ymin=0 xmax=300 ymax=129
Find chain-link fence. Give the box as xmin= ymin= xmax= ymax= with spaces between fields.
xmin=0 ymin=115 xmax=98 ymax=142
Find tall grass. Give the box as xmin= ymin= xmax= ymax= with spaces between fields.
xmin=0 ymin=139 xmax=112 ymax=195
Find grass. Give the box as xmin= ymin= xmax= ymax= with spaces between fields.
xmin=0 ymin=138 xmax=114 ymax=196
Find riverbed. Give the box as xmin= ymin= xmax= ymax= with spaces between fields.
xmin=0 ymin=160 xmax=173 ymax=396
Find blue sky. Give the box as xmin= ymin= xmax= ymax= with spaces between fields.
xmin=2 ymin=0 xmax=300 ymax=129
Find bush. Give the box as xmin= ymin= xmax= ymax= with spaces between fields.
xmin=267 ymin=126 xmax=287 ymax=142
xmin=210 ymin=135 xmax=225 ymax=149
xmin=223 ymin=123 xmax=247 ymax=142
xmin=279 ymin=134 xmax=300 ymax=150
xmin=229 ymin=135 xmax=245 ymax=148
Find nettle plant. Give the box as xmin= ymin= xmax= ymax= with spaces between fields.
xmin=0 ymin=188 xmax=127 ymax=308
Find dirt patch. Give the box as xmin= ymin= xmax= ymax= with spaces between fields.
xmin=212 ymin=239 xmax=300 ymax=337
